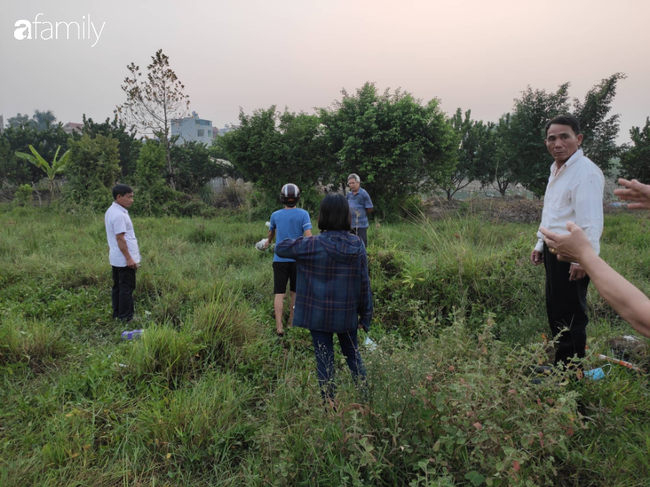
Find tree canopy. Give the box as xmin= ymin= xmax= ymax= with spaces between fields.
xmin=220 ymin=106 xmax=332 ymax=211
xmin=320 ymin=83 xmax=457 ymax=216
xmin=509 ymin=74 xmax=626 ymax=197
xmin=115 ymin=49 xmax=190 ymax=190
xmin=619 ymin=118 xmax=650 ymax=183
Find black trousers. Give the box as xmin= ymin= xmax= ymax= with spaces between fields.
xmin=112 ymin=266 xmax=136 ymax=322
xmin=543 ymin=244 xmax=590 ymax=365
xmin=351 ymin=227 xmax=368 ymax=247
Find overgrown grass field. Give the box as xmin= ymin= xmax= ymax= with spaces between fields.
xmin=1 ymin=206 xmax=649 ymax=486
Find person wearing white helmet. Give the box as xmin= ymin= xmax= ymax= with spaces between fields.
xmin=263 ymin=183 xmax=312 ymax=336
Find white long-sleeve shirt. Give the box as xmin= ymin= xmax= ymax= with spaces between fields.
xmin=535 ymin=149 xmax=604 ymax=255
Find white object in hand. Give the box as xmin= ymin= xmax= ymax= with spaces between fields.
xmin=255 ymin=238 xmax=269 ymax=251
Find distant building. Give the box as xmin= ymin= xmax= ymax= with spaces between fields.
xmin=63 ymin=122 xmax=83 ymax=135
xmin=213 ymin=123 xmax=238 ymax=139
xmin=0 ymin=115 xmax=4 ymax=134
xmin=171 ymin=111 xmax=213 ymax=145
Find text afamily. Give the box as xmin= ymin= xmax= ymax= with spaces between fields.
xmin=14 ymin=13 xmax=106 ymax=48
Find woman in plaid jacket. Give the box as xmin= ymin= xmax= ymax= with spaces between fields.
xmin=275 ymin=193 xmax=373 ymax=403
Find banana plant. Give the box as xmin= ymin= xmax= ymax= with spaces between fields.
xmin=15 ymin=145 xmax=70 ymax=201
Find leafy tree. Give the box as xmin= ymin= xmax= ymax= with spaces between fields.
xmin=65 ymin=134 xmax=121 ymax=209
xmin=509 ymin=74 xmax=626 ymax=197
xmin=441 ymin=109 xmax=498 ymax=200
xmin=13 ymin=184 xmax=33 ymax=207
xmin=6 ymin=110 xmax=57 ymax=131
xmin=472 ymin=114 xmax=519 ymax=197
xmin=319 ymin=83 xmax=457 ymax=217
xmin=82 ymin=114 xmax=141 ymax=181
xmin=573 ymin=73 xmax=626 ymax=174
xmin=619 ymin=118 xmax=650 ymax=182
xmin=277 ymin=109 xmax=334 ymax=204
xmin=133 ymin=140 xmax=173 ymax=216
xmin=136 ymin=141 xmax=166 ymax=188
xmin=15 ymin=145 xmax=70 ymax=200
xmin=131 ymin=141 xmax=212 ymax=217
xmin=0 ymin=124 xmax=70 ymax=185
xmin=6 ymin=113 xmax=31 ymax=129
xmin=115 ymin=49 xmax=190 ymax=190
xmin=509 ymin=83 xmax=571 ymax=197
xmin=209 ymin=136 xmax=242 ymax=179
xmin=171 ymin=141 xmax=223 ymax=194
xmin=0 ymin=137 xmax=21 ymax=184
xmin=220 ymin=107 xmax=332 ymax=211
xmin=209 ymin=135 xmax=229 ymax=161
xmin=31 ymin=110 xmax=57 ymax=132
xmin=440 ymin=109 xmax=473 ymax=200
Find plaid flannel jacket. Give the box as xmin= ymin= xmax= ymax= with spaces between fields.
xmin=275 ymin=231 xmax=373 ymax=333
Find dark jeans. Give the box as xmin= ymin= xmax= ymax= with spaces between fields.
xmin=543 ymin=244 xmax=590 ymax=365
xmin=351 ymin=227 xmax=368 ymax=247
xmin=310 ymin=329 xmax=367 ymax=401
xmin=112 ymin=266 xmax=136 ymax=322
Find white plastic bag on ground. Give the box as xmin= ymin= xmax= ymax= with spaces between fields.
xmin=364 ymin=336 xmax=377 ymax=351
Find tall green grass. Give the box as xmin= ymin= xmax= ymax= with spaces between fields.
xmin=0 ymin=207 xmax=649 ymax=485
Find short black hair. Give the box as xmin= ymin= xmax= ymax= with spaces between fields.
xmin=318 ymin=193 xmax=351 ymax=232
xmin=545 ymin=115 xmax=581 ymax=137
xmin=112 ymin=184 xmax=133 ymax=200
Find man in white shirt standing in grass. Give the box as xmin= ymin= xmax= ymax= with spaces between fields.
xmin=531 ymin=115 xmax=604 ymax=367
xmin=105 ymin=184 xmax=141 ymax=322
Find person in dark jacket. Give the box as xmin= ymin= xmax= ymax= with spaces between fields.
xmin=275 ymin=193 xmax=373 ymax=403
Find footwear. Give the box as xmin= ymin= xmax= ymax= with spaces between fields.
xmin=533 ymin=365 xmax=554 ymax=374
xmin=530 ymin=365 xmax=554 ymax=384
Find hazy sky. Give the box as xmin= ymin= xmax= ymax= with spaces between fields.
xmin=2 ymin=0 xmax=649 ymax=143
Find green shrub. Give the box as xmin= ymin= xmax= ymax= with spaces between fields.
xmin=185 ymin=284 xmax=260 ymax=366
xmin=354 ymin=319 xmax=582 ymax=485
xmin=216 ymin=180 xmax=250 ymax=208
xmin=0 ymin=316 xmax=69 ymax=366
xmin=120 ymin=324 xmax=201 ymax=385
xmin=368 ymin=217 xmax=544 ymax=343
xmin=64 ymin=134 xmax=121 ymax=210
xmin=13 ymin=184 xmax=33 ymax=207
xmin=186 ymin=223 xmax=220 ymax=244
xmin=138 ymin=371 xmax=256 ymax=473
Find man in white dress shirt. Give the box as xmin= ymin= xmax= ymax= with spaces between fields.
xmin=105 ymin=184 xmax=141 ymax=322
xmin=531 ymin=115 xmax=604 ymax=366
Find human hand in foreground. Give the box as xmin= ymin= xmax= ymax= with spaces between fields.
xmin=540 ymin=222 xmax=596 ymax=266
xmin=126 ymin=257 xmax=138 ymax=270
xmin=568 ymin=264 xmax=586 ymax=281
xmin=530 ymin=250 xmax=544 ymax=266
xmin=614 ymin=178 xmax=650 ymax=210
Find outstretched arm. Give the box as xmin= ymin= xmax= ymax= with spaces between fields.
xmin=275 ymin=237 xmax=302 ymax=260
xmin=541 ymin=222 xmax=650 ymax=338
